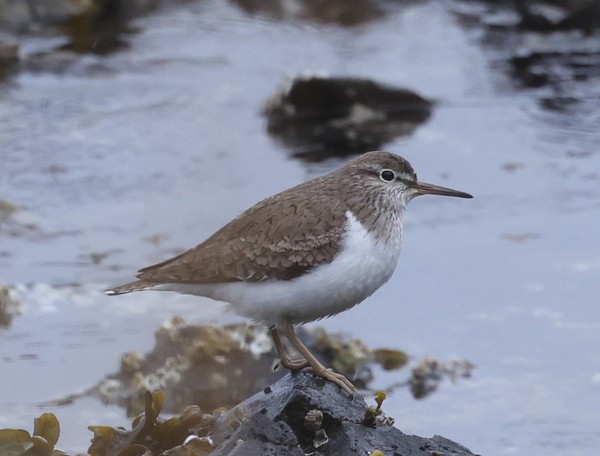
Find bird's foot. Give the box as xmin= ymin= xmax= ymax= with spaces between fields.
xmin=303 ymin=366 xmax=358 ymax=395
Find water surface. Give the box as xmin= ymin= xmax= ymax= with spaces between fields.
xmin=1 ymin=2 xmax=599 ymax=454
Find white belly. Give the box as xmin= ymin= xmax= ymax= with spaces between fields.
xmin=158 ymin=211 xmax=402 ymax=324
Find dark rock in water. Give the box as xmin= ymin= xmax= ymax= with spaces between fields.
xmin=515 ymin=0 xmax=600 ymax=33
xmin=0 ymin=0 xmax=83 ymax=33
xmin=230 ymin=0 xmax=387 ymax=26
xmin=0 ymin=0 xmax=191 ymax=58
xmin=0 ymin=0 xmax=169 ymax=34
xmin=264 ymin=77 xmax=433 ymax=162
xmin=59 ymin=3 xmax=134 ymax=55
xmin=453 ymin=0 xmax=600 ymax=32
xmin=510 ymin=49 xmax=600 ymax=87
xmin=451 ymin=1 xmax=600 ymax=112
xmin=0 ymin=37 xmax=19 ymax=78
xmin=209 ymin=372 xmax=478 ymax=456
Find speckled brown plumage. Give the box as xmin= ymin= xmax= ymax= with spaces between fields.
xmin=137 ymin=183 xmax=346 ymax=283
xmin=108 ymin=151 xmax=469 ymax=297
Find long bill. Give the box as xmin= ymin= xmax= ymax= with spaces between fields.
xmin=414 ymin=181 xmax=473 ymax=199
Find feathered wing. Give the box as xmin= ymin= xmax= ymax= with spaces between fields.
xmin=129 ymin=186 xmax=347 ymax=287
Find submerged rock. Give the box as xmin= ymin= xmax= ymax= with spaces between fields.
xmin=264 ymin=76 xmax=433 ymax=162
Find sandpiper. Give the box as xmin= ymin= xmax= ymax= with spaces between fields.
xmin=106 ymin=151 xmax=473 ymax=394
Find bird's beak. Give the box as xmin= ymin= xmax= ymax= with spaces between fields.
xmin=413 ymin=181 xmax=473 ymax=199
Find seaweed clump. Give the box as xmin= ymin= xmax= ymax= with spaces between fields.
xmin=0 ymin=412 xmax=65 ymax=456
xmin=88 ymin=391 xmax=216 ymax=456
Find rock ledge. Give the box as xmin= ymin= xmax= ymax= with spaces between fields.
xmin=209 ymin=372 xmax=478 ymax=456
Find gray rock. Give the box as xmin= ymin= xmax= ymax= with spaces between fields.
xmin=210 ymin=372 xmax=479 ymax=456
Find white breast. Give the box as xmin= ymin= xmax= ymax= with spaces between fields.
xmin=159 ymin=211 xmax=403 ymax=324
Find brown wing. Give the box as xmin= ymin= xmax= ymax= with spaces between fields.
xmin=136 ymin=183 xmax=347 ymax=284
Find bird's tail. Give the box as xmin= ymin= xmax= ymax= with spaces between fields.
xmin=105 ymin=280 xmax=155 ymax=296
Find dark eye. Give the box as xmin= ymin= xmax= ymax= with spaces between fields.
xmin=380 ymin=170 xmax=395 ymax=182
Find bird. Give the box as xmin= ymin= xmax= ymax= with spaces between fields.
xmin=106 ymin=151 xmax=473 ymax=394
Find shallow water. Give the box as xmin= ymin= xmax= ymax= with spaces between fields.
xmin=1 ymin=1 xmax=599 ymax=454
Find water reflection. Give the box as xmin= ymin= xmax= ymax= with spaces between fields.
xmin=264 ymin=76 xmax=433 ymax=161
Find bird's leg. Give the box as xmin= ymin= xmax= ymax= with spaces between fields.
xmin=282 ymin=321 xmax=357 ymax=395
xmin=269 ymin=325 xmax=309 ymax=370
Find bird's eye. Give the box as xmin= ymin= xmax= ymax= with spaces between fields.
xmin=380 ymin=170 xmax=395 ymax=182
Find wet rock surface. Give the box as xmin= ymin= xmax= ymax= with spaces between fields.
xmin=209 ymin=372 xmax=477 ymax=456
xmin=264 ymin=77 xmax=433 ymax=162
